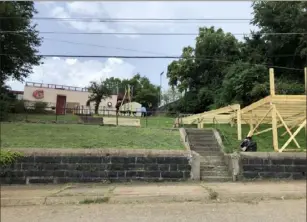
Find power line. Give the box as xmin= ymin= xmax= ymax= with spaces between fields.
xmin=1 ymin=53 xmax=304 ymax=71
xmin=0 ymin=17 xmax=253 ymax=21
xmin=43 ymin=38 xmax=167 ymax=56
xmin=2 ymin=31 xmax=307 ymax=36
xmin=45 ymin=38 xmax=304 ymax=59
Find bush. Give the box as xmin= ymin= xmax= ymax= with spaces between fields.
xmin=10 ymin=100 xmax=26 ymax=113
xmin=0 ymin=100 xmax=10 ymax=121
xmin=33 ymin=101 xmax=48 ymax=113
xmin=0 ymin=150 xmax=23 ymax=166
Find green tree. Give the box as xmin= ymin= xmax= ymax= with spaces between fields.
xmin=0 ymin=2 xmax=42 ymax=85
xmin=252 ymin=1 xmax=307 ymax=80
xmin=86 ymin=81 xmax=112 ymax=114
xmin=167 ymin=27 xmax=241 ymax=113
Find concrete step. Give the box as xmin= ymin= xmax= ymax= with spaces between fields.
xmin=186 ymin=132 xmax=214 ymax=137
xmin=201 ymin=176 xmax=232 ymax=182
xmin=200 ymin=156 xmax=224 ymax=161
xmin=191 ymin=146 xmax=220 ymax=151
xmin=200 ymin=159 xmax=225 ymax=165
xmin=187 ymin=134 xmax=215 ymax=139
xmin=201 ymin=170 xmax=230 ymax=177
xmin=201 ymin=166 xmax=229 ymax=172
xmin=195 ymin=151 xmax=222 ymax=157
xmin=189 ymin=141 xmax=219 ymax=146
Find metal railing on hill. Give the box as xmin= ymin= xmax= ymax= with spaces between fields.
xmin=5 ymin=105 xmax=180 ymax=128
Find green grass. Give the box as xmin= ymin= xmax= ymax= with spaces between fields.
xmin=211 ymin=124 xmax=306 ymax=153
xmin=94 ymin=115 xmax=176 ymax=128
xmin=9 ymin=113 xmax=176 ymax=128
xmin=8 ymin=113 xmax=79 ymax=122
xmin=1 ymin=123 xmax=183 ymax=150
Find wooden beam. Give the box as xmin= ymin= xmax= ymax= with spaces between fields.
xmin=241 ymin=96 xmax=271 ymax=114
xmin=279 ymin=119 xmax=306 ymax=152
xmin=237 ymin=106 xmax=242 ymax=140
xmin=305 ymin=67 xmax=307 ymax=95
xmin=248 ymin=107 xmax=272 ymax=137
xmin=281 ymin=117 xmax=305 ymax=136
xmin=269 ymin=68 xmax=275 ymax=96
xmin=271 ymin=104 xmax=279 ymax=152
xmin=248 ymin=110 xmax=254 ymax=137
xmin=253 ymin=115 xmax=305 ymax=136
xmin=275 ymin=108 xmax=301 ymax=149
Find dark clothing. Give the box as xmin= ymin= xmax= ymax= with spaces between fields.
xmin=240 ymin=138 xmax=257 ymax=152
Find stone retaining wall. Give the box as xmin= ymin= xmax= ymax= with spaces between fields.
xmin=241 ymin=152 xmax=306 ymax=180
xmin=0 ymin=149 xmax=192 ymax=184
xmin=224 ymin=152 xmax=306 ymax=181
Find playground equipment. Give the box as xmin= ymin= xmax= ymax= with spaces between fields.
xmin=116 ymin=84 xmax=133 ymax=115
xmin=179 ymin=67 xmax=307 ymax=152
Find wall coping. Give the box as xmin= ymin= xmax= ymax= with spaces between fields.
xmin=240 ymin=152 xmax=307 ymax=159
xmin=179 ymin=128 xmax=191 ymax=152
xmin=3 ymin=148 xmax=190 ymax=157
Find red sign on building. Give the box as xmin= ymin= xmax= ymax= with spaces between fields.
xmin=33 ymin=89 xmax=44 ymax=99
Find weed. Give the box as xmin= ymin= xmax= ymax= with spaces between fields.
xmin=0 ymin=150 xmax=23 ymax=166
xmin=79 ymin=196 xmax=110 ymax=204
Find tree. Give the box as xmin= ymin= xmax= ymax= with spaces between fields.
xmin=130 ymin=74 xmax=160 ymax=109
xmin=87 ymin=81 xmax=112 ymax=114
xmin=251 ymin=1 xmax=307 ymax=80
xmin=216 ymin=62 xmax=268 ymax=107
xmin=0 ymin=2 xmax=42 ymax=86
xmin=167 ymin=27 xmax=241 ymax=113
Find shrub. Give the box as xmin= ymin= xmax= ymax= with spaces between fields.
xmin=0 ymin=150 xmax=23 ymax=166
xmin=10 ymin=100 xmax=26 ymax=113
xmin=33 ymin=101 xmax=48 ymax=113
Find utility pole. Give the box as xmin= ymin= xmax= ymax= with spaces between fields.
xmin=159 ymin=71 xmax=164 ymax=107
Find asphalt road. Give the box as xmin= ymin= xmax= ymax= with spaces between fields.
xmin=1 ymin=200 xmax=306 ymax=222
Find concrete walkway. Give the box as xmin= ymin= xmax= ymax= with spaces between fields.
xmin=1 ymin=181 xmax=306 ymax=207
xmin=2 ymin=200 xmax=306 ymax=222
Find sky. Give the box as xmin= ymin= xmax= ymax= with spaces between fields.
xmin=7 ymin=1 xmax=256 ymax=91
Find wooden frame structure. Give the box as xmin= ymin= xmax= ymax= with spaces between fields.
xmin=179 ymin=104 xmax=242 ymax=140
xmin=240 ymin=68 xmax=306 ymax=152
xmin=179 ymin=67 xmax=306 ymax=152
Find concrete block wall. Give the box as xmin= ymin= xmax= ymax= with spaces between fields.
xmin=240 ymin=152 xmax=307 ymax=180
xmin=0 ymin=150 xmax=192 ymax=184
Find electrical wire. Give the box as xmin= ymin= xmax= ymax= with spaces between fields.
xmin=43 ymin=37 xmax=168 ymax=56
xmin=2 ymin=31 xmax=307 ymax=36
xmin=1 ymin=53 xmax=304 ymax=71
xmin=0 ymin=17 xmax=253 ymax=21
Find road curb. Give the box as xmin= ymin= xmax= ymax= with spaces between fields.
xmin=1 ymin=191 xmax=306 ymax=207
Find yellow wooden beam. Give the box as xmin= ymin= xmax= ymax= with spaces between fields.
xmin=237 ymin=106 xmax=242 ymax=140
xmin=248 ymin=107 xmax=272 ymax=137
xmin=275 ymin=108 xmax=301 ymax=149
xmin=240 ymin=96 xmax=271 ymax=114
xmin=305 ymin=67 xmax=307 ymax=95
xmin=279 ymin=119 xmax=306 ymax=152
xmin=271 ymin=104 xmax=279 ymax=152
xmin=269 ymin=68 xmax=275 ymax=96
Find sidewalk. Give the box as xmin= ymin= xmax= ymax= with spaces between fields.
xmin=1 ymin=181 xmax=306 ymax=207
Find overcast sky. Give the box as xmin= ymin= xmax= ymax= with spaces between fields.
xmin=7 ymin=1 xmax=255 ymax=91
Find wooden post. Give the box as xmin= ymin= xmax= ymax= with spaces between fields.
xmin=270 ymin=68 xmax=278 ymax=151
xmin=304 ymin=67 xmax=307 ymax=95
xmin=269 ymin=68 xmax=275 ymax=96
xmin=271 ymin=104 xmax=279 ymax=152
xmin=237 ymin=106 xmax=242 ymax=140
xmin=247 ymin=111 xmax=254 ymax=137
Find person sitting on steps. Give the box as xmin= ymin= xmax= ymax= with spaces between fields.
xmin=240 ymin=136 xmax=257 ymax=152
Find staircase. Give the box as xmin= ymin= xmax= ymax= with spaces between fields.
xmin=185 ymin=128 xmax=232 ymax=182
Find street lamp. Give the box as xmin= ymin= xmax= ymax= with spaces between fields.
xmin=159 ymin=71 xmax=164 ymax=107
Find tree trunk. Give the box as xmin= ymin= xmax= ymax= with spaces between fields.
xmin=94 ymin=102 xmax=100 ymax=115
